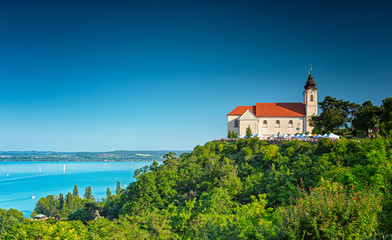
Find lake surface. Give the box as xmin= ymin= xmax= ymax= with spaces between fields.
xmin=0 ymin=161 xmax=155 ymax=217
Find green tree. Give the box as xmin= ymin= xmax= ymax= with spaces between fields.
xmin=106 ymin=187 xmax=112 ymax=199
xmin=246 ymin=125 xmax=252 ymax=138
xmin=31 ymin=195 xmax=60 ymax=218
xmin=73 ymin=185 xmax=79 ymax=198
xmin=0 ymin=208 xmax=24 ymax=234
xmin=84 ymin=186 xmax=94 ymax=201
xmin=353 ymin=100 xmax=380 ymax=134
xmin=64 ymin=192 xmax=74 ymax=214
xmin=116 ymin=181 xmax=121 ymax=195
xmin=380 ymin=97 xmax=392 ymax=136
xmin=58 ymin=193 xmax=64 ymax=211
xmin=232 ymin=131 xmax=238 ymax=138
xmin=227 ymin=130 xmax=232 ymax=138
xmin=311 ymin=96 xmax=358 ymax=133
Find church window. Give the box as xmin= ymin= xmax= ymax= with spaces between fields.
xmin=234 ymin=119 xmax=239 ymax=128
xmin=310 ymin=95 xmax=314 ymax=102
xmin=275 ymin=120 xmax=280 ymax=128
xmin=288 ymin=120 xmax=293 ymax=128
xmin=262 ymin=120 xmax=267 ymax=128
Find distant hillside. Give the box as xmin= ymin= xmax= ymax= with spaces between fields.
xmin=0 ymin=150 xmax=189 ymax=162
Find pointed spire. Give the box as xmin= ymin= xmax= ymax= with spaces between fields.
xmin=304 ymin=65 xmax=317 ymax=90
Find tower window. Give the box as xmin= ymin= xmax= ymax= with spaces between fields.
xmin=262 ymin=120 xmax=267 ymax=128
xmin=275 ymin=120 xmax=280 ymax=128
xmin=310 ymin=95 xmax=314 ymax=102
xmin=234 ymin=119 xmax=239 ymax=128
xmin=288 ymin=120 xmax=293 ymax=128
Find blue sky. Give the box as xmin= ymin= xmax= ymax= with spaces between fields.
xmin=0 ymin=0 xmax=391 ymax=151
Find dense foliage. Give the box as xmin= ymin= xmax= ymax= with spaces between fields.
xmin=310 ymin=96 xmax=391 ymax=136
xmin=2 ymin=136 xmax=392 ymax=239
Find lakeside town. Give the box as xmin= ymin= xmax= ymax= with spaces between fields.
xmin=0 ymin=150 xmax=186 ymax=162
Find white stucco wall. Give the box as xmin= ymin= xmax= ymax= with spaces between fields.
xmin=257 ymin=117 xmax=305 ymax=136
xmin=227 ymin=115 xmax=240 ymax=135
xmin=228 ymin=115 xmax=310 ymax=137
xmin=239 ymin=110 xmax=257 ymax=136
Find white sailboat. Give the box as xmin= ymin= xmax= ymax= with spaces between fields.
xmin=39 ymin=167 xmax=42 ymax=173
xmin=63 ymin=164 xmax=66 ymax=173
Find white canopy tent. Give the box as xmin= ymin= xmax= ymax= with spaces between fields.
xmin=296 ymin=134 xmax=305 ymax=138
xmin=326 ymin=133 xmax=340 ymax=139
xmin=279 ymin=134 xmax=288 ymax=139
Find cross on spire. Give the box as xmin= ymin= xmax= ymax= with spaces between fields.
xmin=309 ymin=64 xmax=312 ymax=75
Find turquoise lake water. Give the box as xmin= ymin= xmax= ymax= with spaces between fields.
xmin=0 ymin=161 xmax=155 ymax=217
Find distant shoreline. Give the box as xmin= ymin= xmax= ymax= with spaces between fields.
xmin=0 ymin=159 xmax=158 ymax=162
xmin=0 ymin=150 xmax=189 ymax=162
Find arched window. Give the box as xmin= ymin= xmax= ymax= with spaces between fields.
xmin=288 ymin=120 xmax=293 ymax=128
xmin=275 ymin=120 xmax=280 ymax=128
xmin=234 ymin=119 xmax=239 ymax=128
xmin=262 ymin=120 xmax=267 ymax=128
xmin=310 ymin=95 xmax=314 ymax=102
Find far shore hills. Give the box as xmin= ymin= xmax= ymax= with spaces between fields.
xmin=0 ymin=150 xmax=189 ymax=162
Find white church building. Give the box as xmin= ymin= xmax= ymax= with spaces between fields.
xmin=227 ymin=70 xmax=318 ymax=137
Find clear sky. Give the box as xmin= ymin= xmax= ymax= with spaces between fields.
xmin=0 ymin=0 xmax=391 ymax=151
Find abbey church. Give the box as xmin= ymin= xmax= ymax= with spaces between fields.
xmin=227 ymin=70 xmax=318 ymax=137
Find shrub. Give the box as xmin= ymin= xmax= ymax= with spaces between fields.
xmin=275 ymin=181 xmax=382 ymax=239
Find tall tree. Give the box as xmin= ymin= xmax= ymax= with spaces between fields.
xmin=32 ymin=195 xmax=59 ymax=218
xmin=353 ymin=101 xmax=380 ymax=134
xmin=116 ymin=181 xmax=121 ymax=195
xmin=84 ymin=186 xmax=94 ymax=200
xmin=58 ymin=193 xmax=64 ymax=211
xmin=106 ymin=187 xmax=112 ymax=199
xmin=232 ymin=131 xmax=238 ymax=138
xmin=73 ymin=185 xmax=79 ymax=198
xmin=65 ymin=192 xmax=73 ymax=210
xmin=310 ymin=96 xmax=358 ymax=133
xmin=246 ymin=126 xmax=252 ymax=138
xmin=380 ymin=97 xmax=392 ymax=136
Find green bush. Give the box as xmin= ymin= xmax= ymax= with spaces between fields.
xmin=275 ymin=180 xmax=382 ymax=239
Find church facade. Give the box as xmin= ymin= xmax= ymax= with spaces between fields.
xmin=227 ymin=71 xmax=318 ymax=137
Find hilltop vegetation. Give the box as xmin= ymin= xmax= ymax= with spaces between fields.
xmin=311 ymin=96 xmax=392 ymax=136
xmin=2 ymin=136 xmax=392 ymax=239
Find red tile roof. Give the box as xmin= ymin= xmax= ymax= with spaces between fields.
xmin=256 ymin=103 xmax=305 ymax=117
xmin=227 ymin=106 xmax=256 ymax=115
xmin=228 ymin=103 xmax=305 ymax=117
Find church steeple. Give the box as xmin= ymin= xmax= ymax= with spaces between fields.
xmin=303 ymin=65 xmax=318 ymax=133
xmin=304 ymin=65 xmax=317 ymax=90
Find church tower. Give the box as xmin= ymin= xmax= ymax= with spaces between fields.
xmin=303 ymin=66 xmax=318 ymax=133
